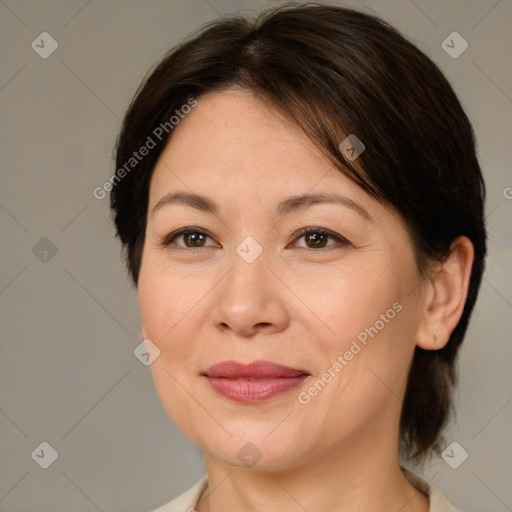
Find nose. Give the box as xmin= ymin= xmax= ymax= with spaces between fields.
xmin=209 ymin=250 xmax=290 ymax=338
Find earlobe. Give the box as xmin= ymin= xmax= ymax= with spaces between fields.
xmin=416 ymin=236 xmax=474 ymax=351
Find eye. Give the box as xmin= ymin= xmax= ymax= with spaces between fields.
xmin=159 ymin=228 xmax=218 ymax=249
xmin=291 ymin=228 xmax=350 ymax=251
xmin=158 ymin=227 xmax=350 ymax=252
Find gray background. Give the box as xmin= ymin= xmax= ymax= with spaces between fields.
xmin=0 ymin=0 xmax=510 ymax=511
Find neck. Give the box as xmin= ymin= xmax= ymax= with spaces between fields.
xmin=196 ymin=418 xmax=429 ymax=512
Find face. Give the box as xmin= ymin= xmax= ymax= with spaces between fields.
xmin=138 ymin=88 xmax=427 ymax=471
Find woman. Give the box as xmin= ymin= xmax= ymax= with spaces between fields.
xmin=110 ymin=3 xmax=486 ymax=511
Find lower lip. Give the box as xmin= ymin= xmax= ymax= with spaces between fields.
xmin=204 ymin=375 xmax=308 ymax=403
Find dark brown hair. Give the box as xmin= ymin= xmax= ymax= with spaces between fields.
xmin=110 ymin=2 xmax=486 ymax=463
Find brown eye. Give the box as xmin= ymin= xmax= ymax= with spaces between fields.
xmin=304 ymin=232 xmax=329 ymax=248
xmin=160 ymin=228 xmax=217 ymax=249
xmin=183 ymin=232 xmax=207 ymax=247
xmin=293 ymin=228 xmax=350 ymax=251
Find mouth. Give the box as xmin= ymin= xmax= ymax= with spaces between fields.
xmin=202 ymin=360 xmax=310 ymax=403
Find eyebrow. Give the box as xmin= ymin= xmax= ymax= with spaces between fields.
xmin=151 ymin=191 xmax=372 ymax=221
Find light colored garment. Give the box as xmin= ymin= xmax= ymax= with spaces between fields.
xmin=150 ymin=468 xmax=459 ymax=512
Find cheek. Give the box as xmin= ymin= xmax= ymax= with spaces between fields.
xmin=138 ymin=267 xmax=191 ymax=387
xmin=138 ymin=261 xmax=197 ymax=346
xmin=138 ymin=258 xmax=217 ymax=385
xmin=291 ymin=261 xmax=406 ymax=347
xmin=297 ymin=306 xmax=418 ymax=443
xmin=139 ymin=267 xmax=209 ymax=441
xmin=294 ymin=261 xmax=419 ymax=404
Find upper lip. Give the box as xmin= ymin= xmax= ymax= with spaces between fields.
xmin=202 ymin=360 xmax=309 ymax=379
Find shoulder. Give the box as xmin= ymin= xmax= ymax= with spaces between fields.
xmin=402 ymin=468 xmax=461 ymax=512
xmin=148 ymin=475 xmax=208 ymax=512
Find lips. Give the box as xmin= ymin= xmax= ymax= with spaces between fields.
xmin=202 ymin=360 xmax=309 ymax=403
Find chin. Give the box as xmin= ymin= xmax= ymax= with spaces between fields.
xmin=198 ymin=429 xmax=309 ymax=473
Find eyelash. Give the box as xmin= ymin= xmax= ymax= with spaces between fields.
xmin=158 ymin=227 xmax=351 ymax=252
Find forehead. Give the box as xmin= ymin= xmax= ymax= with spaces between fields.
xmin=148 ymin=89 xmax=368 ymax=206
xmin=160 ymin=89 xmax=324 ymax=169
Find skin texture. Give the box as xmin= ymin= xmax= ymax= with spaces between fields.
xmin=138 ymin=88 xmax=473 ymax=512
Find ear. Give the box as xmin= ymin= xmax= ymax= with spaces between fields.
xmin=415 ymin=236 xmax=474 ymax=350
